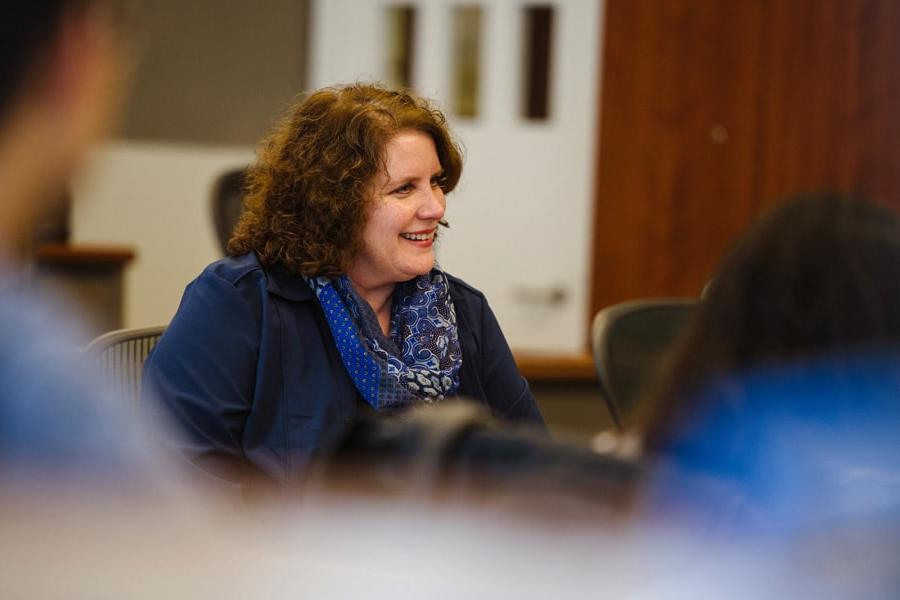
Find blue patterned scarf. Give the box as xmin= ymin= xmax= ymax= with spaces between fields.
xmin=307 ymin=270 xmax=462 ymax=410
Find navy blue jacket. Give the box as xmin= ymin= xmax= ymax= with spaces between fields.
xmin=144 ymin=253 xmax=544 ymax=486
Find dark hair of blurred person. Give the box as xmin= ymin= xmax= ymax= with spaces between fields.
xmin=318 ymin=402 xmax=638 ymax=516
xmin=643 ymin=194 xmax=900 ymax=452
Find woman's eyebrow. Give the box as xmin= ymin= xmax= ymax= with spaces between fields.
xmin=385 ymin=176 xmax=413 ymax=188
xmin=382 ymin=166 xmax=443 ymax=190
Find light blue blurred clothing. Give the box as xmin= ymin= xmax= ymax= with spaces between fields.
xmin=0 ymin=268 xmax=164 ymax=493
xmin=642 ymin=354 xmax=900 ymax=598
xmin=646 ymin=353 xmax=900 ymax=535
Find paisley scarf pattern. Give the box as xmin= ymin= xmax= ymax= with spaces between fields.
xmin=307 ymin=270 xmax=462 ymax=410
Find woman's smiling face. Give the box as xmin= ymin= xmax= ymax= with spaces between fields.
xmin=347 ymin=129 xmax=447 ymax=291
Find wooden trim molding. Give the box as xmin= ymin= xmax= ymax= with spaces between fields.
xmin=34 ymin=244 xmax=136 ymax=266
xmin=513 ymin=351 xmax=597 ymax=382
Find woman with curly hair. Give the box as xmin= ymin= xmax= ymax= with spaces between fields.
xmin=144 ymin=84 xmax=544 ymax=490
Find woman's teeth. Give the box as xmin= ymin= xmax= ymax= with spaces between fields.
xmin=401 ymin=232 xmax=433 ymax=241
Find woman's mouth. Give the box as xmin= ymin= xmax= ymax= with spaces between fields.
xmin=400 ymin=229 xmax=435 ymax=242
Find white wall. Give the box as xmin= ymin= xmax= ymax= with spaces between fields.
xmin=72 ymin=142 xmax=254 ymax=327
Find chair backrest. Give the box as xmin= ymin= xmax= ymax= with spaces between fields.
xmin=85 ymin=326 xmax=166 ymax=407
xmin=211 ymin=167 xmax=248 ymax=254
xmin=591 ymin=299 xmax=697 ymax=430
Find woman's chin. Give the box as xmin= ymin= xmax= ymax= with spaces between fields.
xmin=401 ymin=258 xmax=436 ymax=280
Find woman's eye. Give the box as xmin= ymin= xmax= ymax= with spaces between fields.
xmin=393 ymin=183 xmax=414 ymax=195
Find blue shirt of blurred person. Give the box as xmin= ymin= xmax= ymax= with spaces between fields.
xmin=0 ymin=271 xmax=164 ymax=494
xmin=644 ymin=353 xmax=900 ymax=538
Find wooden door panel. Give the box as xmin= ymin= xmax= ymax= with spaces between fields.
xmin=591 ymin=0 xmax=900 ymax=317
xmin=593 ymin=0 xmax=766 ymax=309
xmin=755 ymin=0 xmax=900 ymax=206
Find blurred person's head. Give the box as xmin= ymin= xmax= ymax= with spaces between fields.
xmin=228 ymin=82 xmax=463 ymax=278
xmin=0 ymin=0 xmax=125 ymax=258
xmin=316 ymin=402 xmax=638 ymax=516
xmin=644 ymin=194 xmax=900 ymax=451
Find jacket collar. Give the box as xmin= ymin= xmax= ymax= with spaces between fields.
xmin=265 ymin=264 xmax=314 ymax=301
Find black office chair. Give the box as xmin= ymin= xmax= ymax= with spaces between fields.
xmin=211 ymin=167 xmax=248 ymax=254
xmin=85 ymin=326 xmax=167 ymax=407
xmin=591 ymin=299 xmax=697 ymax=430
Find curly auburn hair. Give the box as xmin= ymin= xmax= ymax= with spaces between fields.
xmin=227 ymin=83 xmax=463 ymax=277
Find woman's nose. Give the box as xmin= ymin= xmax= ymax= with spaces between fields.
xmin=418 ymin=186 xmax=445 ymax=220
